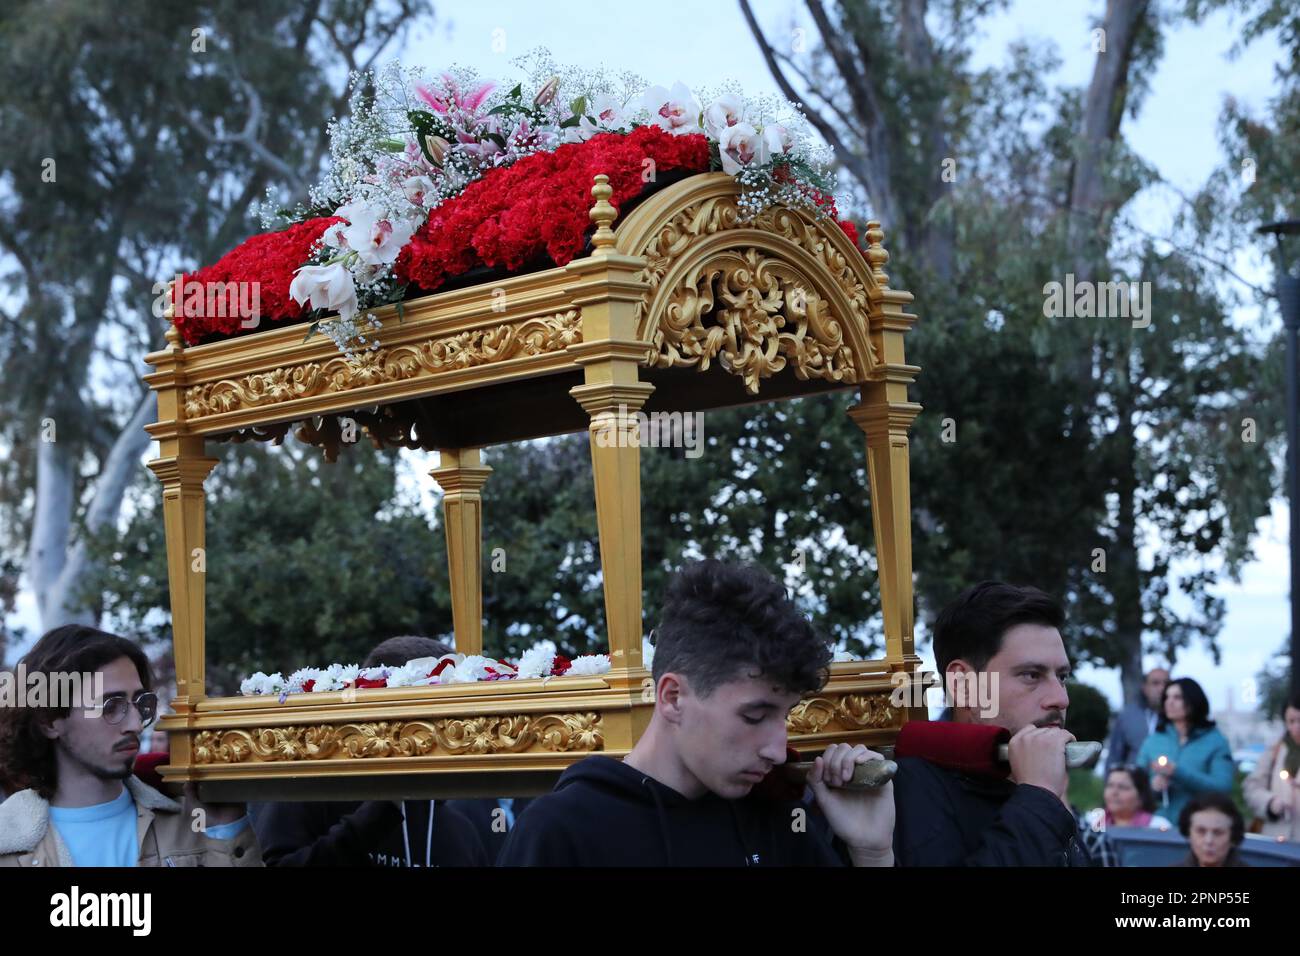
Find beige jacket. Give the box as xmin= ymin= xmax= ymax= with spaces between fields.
xmin=0 ymin=776 xmax=261 ymax=867
xmin=1242 ymin=738 xmax=1299 ymax=842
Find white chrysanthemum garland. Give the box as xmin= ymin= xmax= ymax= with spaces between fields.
xmin=238 ymin=636 xmax=658 ymax=696
xmin=260 ymin=50 xmax=838 ymax=359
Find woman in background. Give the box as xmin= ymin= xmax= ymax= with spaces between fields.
xmin=1085 ymin=765 xmax=1172 ymax=832
xmin=1243 ymin=695 xmax=1300 ymax=842
xmin=1136 ymin=677 xmax=1234 ymax=824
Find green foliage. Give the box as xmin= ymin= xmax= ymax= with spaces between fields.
xmin=1064 ymin=681 xmax=1112 ymax=746
xmin=1256 ymin=643 xmax=1293 ymax=719
xmin=0 ymin=0 xmax=430 ymax=605
xmin=82 ymin=443 xmax=451 ymax=695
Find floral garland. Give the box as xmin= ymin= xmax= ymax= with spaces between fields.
xmin=238 ymin=637 xmax=656 ymax=697
xmin=174 ymin=53 xmax=854 ymax=354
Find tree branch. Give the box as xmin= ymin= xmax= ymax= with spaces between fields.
xmin=184 ymin=75 xmax=309 ymax=193
xmin=738 ymin=0 xmax=885 ymax=216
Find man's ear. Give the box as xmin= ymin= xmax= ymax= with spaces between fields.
xmin=38 ymin=713 xmax=64 ymax=742
xmin=944 ymin=661 xmax=976 ymax=712
xmin=658 ymin=672 xmax=687 ymax=724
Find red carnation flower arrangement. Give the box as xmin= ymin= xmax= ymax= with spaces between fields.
xmin=167 ymin=64 xmax=873 ymax=349
xmin=170 ymin=217 xmax=342 ymax=346
xmin=396 ymin=125 xmax=709 ymax=292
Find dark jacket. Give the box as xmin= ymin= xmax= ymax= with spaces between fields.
xmin=1106 ymin=702 xmax=1157 ymax=772
xmin=252 ymin=799 xmax=488 ymax=867
xmin=445 ymin=798 xmax=533 ymax=864
xmin=1175 ymin=848 xmax=1250 ymax=867
xmin=893 ymin=756 xmax=1091 ymax=866
xmin=497 ymin=755 xmax=843 ymax=866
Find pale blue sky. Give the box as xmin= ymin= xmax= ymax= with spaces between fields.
xmin=6 ymin=0 xmax=1289 ymax=712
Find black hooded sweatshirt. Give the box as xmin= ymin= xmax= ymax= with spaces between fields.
xmin=252 ymin=799 xmax=489 ymax=867
xmin=496 ymin=755 xmax=845 ymax=866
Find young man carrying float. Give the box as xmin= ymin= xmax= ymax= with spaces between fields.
xmin=892 ymin=581 xmax=1091 ymax=866
xmin=0 ymin=625 xmax=259 ymax=867
xmin=499 ymin=560 xmax=896 ymax=867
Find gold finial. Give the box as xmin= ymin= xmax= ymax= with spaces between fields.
xmin=589 ymin=173 xmax=618 ymax=254
xmin=163 ymin=278 xmax=184 ymax=349
xmin=864 ymin=220 xmax=890 ymax=288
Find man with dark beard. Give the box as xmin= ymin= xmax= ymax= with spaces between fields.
xmin=892 ymin=582 xmax=1091 ymax=866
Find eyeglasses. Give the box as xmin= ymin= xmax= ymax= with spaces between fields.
xmin=98 ymin=692 xmax=159 ymax=727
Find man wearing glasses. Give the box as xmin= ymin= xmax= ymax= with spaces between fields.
xmin=0 ymin=625 xmax=260 ymax=867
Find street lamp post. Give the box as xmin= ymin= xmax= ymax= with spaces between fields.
xmin=1258 ymin=220 xmax=1300 ymax=703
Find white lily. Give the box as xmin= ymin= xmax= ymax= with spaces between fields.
xmin=289 ymin=262 xmax=358 ymax=320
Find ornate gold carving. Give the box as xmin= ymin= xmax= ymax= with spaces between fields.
xmin=631 ymin=198 xmax=876 ymax=393
xmin=787 ymin=694 xmax=897 ymax=735
xmin=183 ymin=310 xmax=582 ymax=418
xmin=657 ymin=247 xmax=856 ymax=395
xmin=192 ymin=711 xmax=604 ymax=764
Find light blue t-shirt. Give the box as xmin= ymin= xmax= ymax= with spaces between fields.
xmin=49 ymin=787 xmax=249 ymax=866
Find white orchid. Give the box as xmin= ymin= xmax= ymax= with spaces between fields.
xmin=289 ymin=262 xmax=358 ymax=319
xmin=762 ymin=123 xmax=793 ymax=158
xmin=319 ymin=221 xmax=350 ymax=252
xmin=704 ymin=94 xmax=745 ymax=138
xmin=570 ymin=94 xmax=628 ymax=142
xmin=566 ymin=654 xmax=612 ymax=677
xmin=334 ymin=200 xmax=419 ymax=266
xmin=639 ymin=82 xmax=701 ymax=135
xmin=400 ymin=174 xmax=437 ymax=209
xmin=718 ymin=122 xmax=765 ymax=175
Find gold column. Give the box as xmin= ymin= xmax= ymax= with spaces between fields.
xmin=847 ymin=222 xmax=922 ymax=666
xmin=430 ymin=448 xmax=492 ymax=657
xmin=144 ymin=327 xmax=220 ymax=717
xmin=566 ymin=175 xmax=655 ymax=746
xmin=141 ymin=302 xmax=217 ymax=784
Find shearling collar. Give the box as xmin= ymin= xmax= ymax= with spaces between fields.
xmin=0 ymin=776 xmax=179 ymax=856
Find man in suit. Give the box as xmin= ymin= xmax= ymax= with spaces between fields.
xmin=1105 ymin=668 xmax=1169 ymax=772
